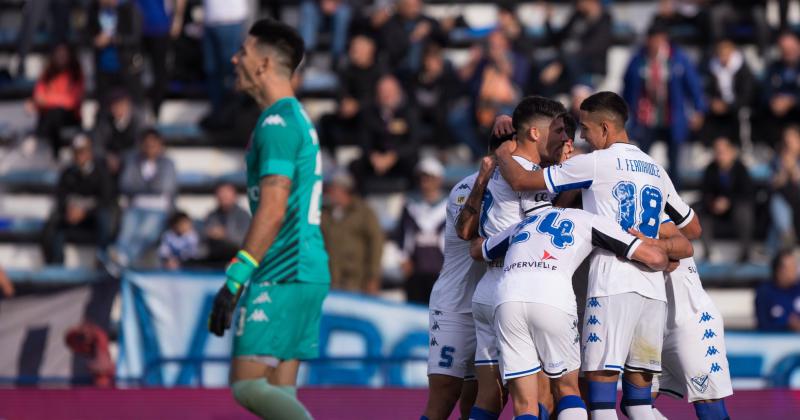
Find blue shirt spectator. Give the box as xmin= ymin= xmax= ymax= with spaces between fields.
xmin=756 ymin=249 xmax=800 ymax=332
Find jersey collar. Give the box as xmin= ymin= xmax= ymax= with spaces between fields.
xmin=524 ymin=201 xmax=553 ymax=216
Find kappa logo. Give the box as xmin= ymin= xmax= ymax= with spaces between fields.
xmin=433 ymin=310 xmax=443 ymax=316
xmin=432 ymin=321 xmax=440 ymax=331
xmin=691 ymin=374 xmax=710 ymax=393
xmin=699 ymin=312 xmax=714 ymax=323
xmin=588 ymin=298 xmax=601 ymax=308
xmin=705 ymin=346 xmax=720 ymax=357
xmin=710 ymin=363 xmax=723 ymax=373
xmin=587 ymin=315 xmax=601 ymax=325
xmin=430 ymin=337 xmax=439 ymax=347
xmin=456 ymin=183 xmax=470 ymax=190
xmin=253 ymin=291 xmax=272 ymax=304
xmin=586 ymin=333 xmax=602 ymax=343
xmin=262 ymin=114 xmax=287 ymax=127
xmin=702 ymin=329 xmax=717 ymax=340
xmin=247 ymin=309 xmax=269 ymax=322
xmin=541 ymin=250 xmax=558 ymax=260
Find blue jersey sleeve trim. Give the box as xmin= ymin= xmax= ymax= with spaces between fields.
xmin=552 ymin=179 xmax=593 ymax=193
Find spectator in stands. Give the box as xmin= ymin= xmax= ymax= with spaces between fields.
xmin=88 ymin=0 xmax=144 ymax=105
xmin=321 ymin=171 xmax=384 ymax=294
xmin=451 ymin=30 xmax=526 ymax=158
xmin=760 ymin=31 xmax=800 ymax=147
xmin=159 ymin=211 xmax=199 ymax=270
xmin=756 ymin=249 xmax=800 ymax=332
xmin=769 ymin=125 xmax=800 ymax=252
xmin=41 ymin=134 xmax=114 ymax=265
xmin=379 ymin=0 xmax=444 ymax=75
xmin=137 ymin=0 xmax=187 ymax=118
xmin=15 ymin=0 xmax=72 ymax=77
xmin=92 ymin=89 xmax=146 ymax=178
xmin=404 ymin=41 xmax=462 ymax=150
xmin=112 ymin=129 xmax=177 ymax=267
xmin=496 ymin=3 xmax=530 ymax=55
xmin=318 ymin=34 xmax=384 ymax=153
xmin=651 ymin=0 xmax=711 ymax=45
xmin=710 ymin=0 xmax=769 ymax=55
xmin=700 ymin=38 xmax=756 ymax=146
xmin=202 ymin=0 xmax=248 ymax=113
xmin=299 ymin=0 xmax=353 ymax=65
xmin=623 ymin=22 xmax=706 ymax=187
xmin=350 ymin=74 xmax=420 ymax=193
xmin=202 ymin=182 xmax=250 ymax=263
xmin=542 ymin=0 xmax=613 ymax=88
xmin=699 ymin=136 xmax=754 ymax=262
xmin=25 ymin=43 xmax=85 ymax=160
xmin=396 ymin=157 xmax=446 ymax=304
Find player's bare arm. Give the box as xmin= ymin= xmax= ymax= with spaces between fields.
xmin=456 ymin=156 xmax=495 ymax=240
xmin=241 ymin=175 xmax=292 ymax=260
xmin=629 ymin=242 xmax=669 ymax=272
xmin=495 ymin=140 xmax=547 ymax=191
xmin=628 ymin=223 xmax=694 ymax=261
xmin=468 ymin=237 xmax=486 ymax=261
xmin=680 ymin=211 xmax=703 ymax=240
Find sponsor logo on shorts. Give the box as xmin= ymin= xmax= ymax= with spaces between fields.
xmin=691 ymin=374 xmax=710 ymax=393
xmin=710 ymin=362 xmax=723 ymax=373
xmin=247 ymin=309 xmax=269 ymax=323
xmin=702 ymin=329 xmax=717 ymax=340
xmin=541 ymin=250 xmax=558 ymax=260
xmin=586 ymin=333 xmax=602 ymax=343
xmin=699 ymin=312 xmax=714 ymax=323
xmin=587 ymin=298 xmax=601 ymax=308
xmin=253 ymin=292 xmax=272 ymax=304
xmin=587 ymin=315 xmax=601 ymax=325
xmin=705 ymin=346 xmax=720 ymax=357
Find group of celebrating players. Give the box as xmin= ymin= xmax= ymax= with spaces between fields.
xmin=421 ymin=92 xmax=733 ymax=420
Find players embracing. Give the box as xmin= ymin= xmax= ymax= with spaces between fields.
xmin=423 ymin=91 xmax=733 ymax=420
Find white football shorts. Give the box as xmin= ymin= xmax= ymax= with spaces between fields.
xmin=581 ymin=292 xmax=666 ymax=374
xmin=495 ymin=301 xmax=581 ymax=380
xmin=427 ymin=310 xmax=477 ymax=380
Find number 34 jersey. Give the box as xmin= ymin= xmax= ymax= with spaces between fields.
xmin=542 ymin=143 xmax=692 ymax=302
xmin=482 ymin=205 xmax=642 ymax=315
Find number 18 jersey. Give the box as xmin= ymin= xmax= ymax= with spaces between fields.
xmin=542 ymin=143 xmax=691 ymax=301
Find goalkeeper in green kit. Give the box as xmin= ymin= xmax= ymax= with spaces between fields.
xmin=207 ymin=18 xmax=330 ymax=420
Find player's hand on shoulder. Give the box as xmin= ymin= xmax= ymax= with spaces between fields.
xmin=496 ymin=140 xmax=517 ymax=158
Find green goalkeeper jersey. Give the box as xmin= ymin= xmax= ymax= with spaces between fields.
xmin=245 ymin=97 xmax=330 ymax=285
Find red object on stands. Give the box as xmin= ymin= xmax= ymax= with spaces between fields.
xmin=64 ymin=322 xmax=115 ymax=388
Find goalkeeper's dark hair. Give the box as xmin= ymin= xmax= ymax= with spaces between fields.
xmin=561 ymin=112 xmax=577 ymax=140
xmin=249 ymin=18 xmax=305 ymax=75
xmin=580 ymin=91 xmax=629 ymax=126
xmin=512 ymin=96 xmax=566 ymax=135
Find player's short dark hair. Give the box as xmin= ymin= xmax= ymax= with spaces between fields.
xmin=168 ymin=211 xmax=191 ymax=229
xmin=512 ymin=96 xmax=567 ymax=135
xmin=580 ymin=91 xmax=629 ymax=125
xmin=249 ymin=18 xmax=305 ymax=74
xmin=561 ymin=112 xmax=577 ymax=140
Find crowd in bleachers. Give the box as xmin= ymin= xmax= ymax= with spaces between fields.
xmin=2 ymin=0 xmax=800 ymax=330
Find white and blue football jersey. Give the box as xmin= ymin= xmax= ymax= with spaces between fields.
xmin=541 ymin=143 xmax=691 ymax=301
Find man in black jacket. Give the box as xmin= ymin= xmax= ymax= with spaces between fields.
xmin=699 ymin=136 xmax=754 ymax=262
xmin=701 ymin=38 xmax=756 ymax=145
xmin=41 ymin=135 xmax=115 ymax=264
xmin=379 ymin=0 xmax=444 ymax=75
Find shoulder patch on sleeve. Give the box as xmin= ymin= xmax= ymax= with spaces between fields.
xmin=262 ymin=114 xmax=287 ymax=127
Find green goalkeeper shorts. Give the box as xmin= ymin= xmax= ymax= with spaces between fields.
xmin=233 ymin=281 xmax=329 ymax=360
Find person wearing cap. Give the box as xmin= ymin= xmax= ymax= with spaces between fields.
xmin=41 ymin=134 xmax=115 ymax=264
xmin=321 ymin=170 xmax=385 ymax=294
xmin=395 ymin=157 xmax=447 ymax=304
xmin=622 ymin=22 xmax=706 ymax=188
